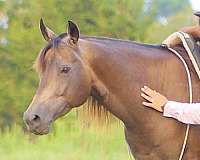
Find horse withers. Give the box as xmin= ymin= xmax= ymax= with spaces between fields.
xmin=23 ymin=19 xmax=200 ymax=159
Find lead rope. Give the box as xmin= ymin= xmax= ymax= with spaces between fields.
xmin=167 ymin=47 xmax=192 ymax=160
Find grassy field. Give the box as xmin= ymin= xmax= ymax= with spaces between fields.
xmin=0 ymin=112 xmax=131 ymax=160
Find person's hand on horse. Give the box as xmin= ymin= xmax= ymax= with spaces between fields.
xmin=141 ymin=86 xmax=168 ymax=112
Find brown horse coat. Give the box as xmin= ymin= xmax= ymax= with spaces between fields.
xmin=79 ymin=37 xmax=200 ymax=159
xmin=24 ymin=20 xmax=200 ymax=160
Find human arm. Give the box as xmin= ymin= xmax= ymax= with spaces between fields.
xmin=163 ymin=101 xmax=200 ymax=124
xmin=180 ymin=26 xmax=200 ymax=40
xmin=141 ymin=86 xmax=200 ymax=124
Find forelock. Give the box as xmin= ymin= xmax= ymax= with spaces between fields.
xmin=33 ymin=33 xmax=68 ymax=75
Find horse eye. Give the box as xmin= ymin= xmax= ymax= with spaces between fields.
xmin=61 ymin=66 xmax=71 ymax=73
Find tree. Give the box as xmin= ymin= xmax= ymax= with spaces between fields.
xmin=0 ymin=0 xmax=193 ymax=127
xmin=153 ymin=0 xmax=190 ymax=17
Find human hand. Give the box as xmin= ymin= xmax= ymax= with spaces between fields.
xmin=141 ymin=86 xmax=168 ymax=112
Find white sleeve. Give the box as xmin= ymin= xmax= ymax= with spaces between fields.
xmin=163 ymin=101 xmax=200 ymax=124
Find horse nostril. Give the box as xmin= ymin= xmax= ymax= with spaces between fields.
xmin=32 ymin=114 xmax=41 ymax=122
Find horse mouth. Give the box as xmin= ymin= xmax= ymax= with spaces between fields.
xmin=27 ymin=123 xmax=52 ymax=135
xmin=24 ymin=99 xmax=72 ymax=136
xmin=31 ymin=127 xmax=50 ymax=135
xmin=32 ymin=129 xmax=49 ymax=135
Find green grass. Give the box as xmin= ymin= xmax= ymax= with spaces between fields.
xmin=0 ymin=113 xmax=131 ymax=160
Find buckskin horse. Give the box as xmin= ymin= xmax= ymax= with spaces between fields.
xmin=23 ymin=19 xmax=200 ymax=160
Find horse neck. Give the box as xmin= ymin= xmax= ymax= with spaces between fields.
xmin=79 ymin=38 xmax=161 ymax=124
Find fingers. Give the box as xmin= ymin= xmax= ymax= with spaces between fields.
xmin=142 ymin=102 xmax=153 ymax=108
xmin=141 ymin=86 xmax=156 ymax=97
xmin=141 ymin=86 xmax=155 ymax=108
xmin=141 ymin=93 xmax=153 ymax=102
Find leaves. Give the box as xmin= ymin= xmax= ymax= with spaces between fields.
xmin=0 ymin=0 xmax=192 ymax=126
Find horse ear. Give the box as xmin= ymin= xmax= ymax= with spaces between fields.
xmin=67 ymin=20 xmax=79 ymax=44
xmin=39 ymin=18 xmax=56 ymax=41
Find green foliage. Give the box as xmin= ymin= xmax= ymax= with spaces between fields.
xmin=153 ymin=0 xmax=190 ymax=17
xmin=144 ymin=7 xmax=194 ymax=43
xmin=0 ymin=0 xmax=158 ymax=126
xmin=0 ymin=0 xmax=194 ymax=130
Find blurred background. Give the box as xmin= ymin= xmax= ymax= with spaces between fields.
xmin=0 ymin=0 xmax=199 ymax=159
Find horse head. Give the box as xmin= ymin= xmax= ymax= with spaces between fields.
xmin=23 ymin=19 xmax=92 ymax=135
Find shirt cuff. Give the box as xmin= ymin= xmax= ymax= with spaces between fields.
xmin=163 ymin=101 xmax=181 ymax=118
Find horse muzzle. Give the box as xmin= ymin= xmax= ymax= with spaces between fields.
xmin=23 ymin=97 xmax=71 ymax=135
xmin=23 ymin=110 xmax=52 ymax=135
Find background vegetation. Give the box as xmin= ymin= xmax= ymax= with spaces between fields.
xmin=0 ymin=0 xmax=197 ymax=159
